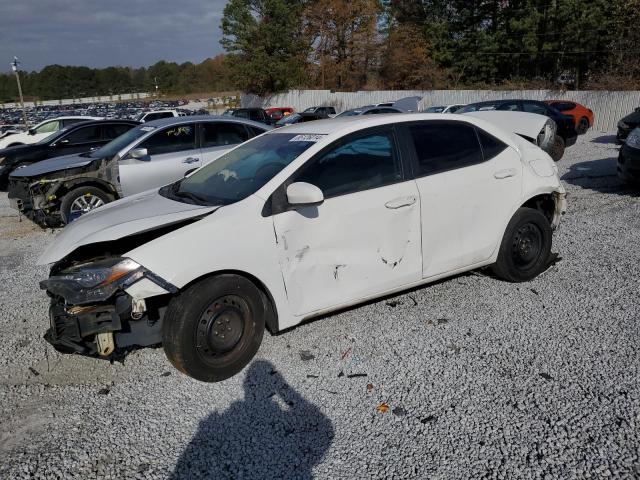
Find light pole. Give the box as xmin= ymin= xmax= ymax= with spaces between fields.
xmin=11 ymin=56 xmax=28 ymax=128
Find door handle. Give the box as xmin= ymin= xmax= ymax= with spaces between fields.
xmin=385 ymin=196 xmax=417 ymax=209
xmin=182 ymin=157 xmax=200 ymax=164
xmin=494 ymin=168 xmax=517 ymax=179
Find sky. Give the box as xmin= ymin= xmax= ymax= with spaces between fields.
xmin=0 ymin=0 xmax=228 ymax=72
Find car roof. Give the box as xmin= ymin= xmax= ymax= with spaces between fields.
xmin=65 ymin=119 xmax=140 ymax=129
xmin=143 ymin=114 xmax=272 ymax=130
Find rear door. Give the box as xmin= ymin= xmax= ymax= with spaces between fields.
xmin=119 ymin=123 xmax=199 ymax=196
xmin=199 ymin=121 xmax=252 ymax=165
xmin=404 ymin=121 xmax=522 ymax=278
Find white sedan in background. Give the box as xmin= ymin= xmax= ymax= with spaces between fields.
xmin=0 ymin=116 xmax=102 ymax=148
xmin=38 ymin=113 xmax=567 ymax=382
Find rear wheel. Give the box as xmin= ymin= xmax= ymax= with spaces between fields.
xmin=549 ymin=135 xmax=565 ymax=162
xmin=577 ymin=117 xmax=590 ymax=135
xmin=162 ymin=275 xmax=266 ymax=382
xmin=492 ymin=207 xmax=552 ymax=283
xmin=60 ymin=186 xmax=111 ymax=224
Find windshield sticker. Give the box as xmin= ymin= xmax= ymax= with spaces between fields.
xmin=289 ymin=134 xmax=326 ymax=142
xmin=140 ymin=126 xmax=156 ymax=132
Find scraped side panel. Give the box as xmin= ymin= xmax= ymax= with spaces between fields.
xmin=273 ymin=182 xmax=422 ymax=316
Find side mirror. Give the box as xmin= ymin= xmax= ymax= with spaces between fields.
xmin=130 ymin=147 xmax=149 ymax=160
xmin=28 ymin=128 xmax=36 ymax=135
xmin=286 ymin=182 xmax=324 ymax=207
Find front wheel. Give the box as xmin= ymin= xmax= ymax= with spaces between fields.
xmin=162 ymin=275 xmax=266 ymax=382
xmin=577 ymin=117 xmax=590 ymax=135
xmin=549 ymin=135 xmax=565 ymax=162
xmin=60 ymin=186 xmax=111 ymax=224
xmin=492 ymin=207 xmax=552 ymax=283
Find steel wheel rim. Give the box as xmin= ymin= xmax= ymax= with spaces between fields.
xmin=70 ymin=194 xmax=104 ymax=215
xmin=511 ymin=223 xmax=543 ymax=269
xmin=195 ymin=295 xmax=247 ymax=364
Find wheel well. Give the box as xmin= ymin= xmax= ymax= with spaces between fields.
xmin=58 ymin=180 xmax=118 ymax=201
xmin=181 ymin=269 xmax=279 ymax=334
xmin=522 ymin=194 xmax=555 ymax=224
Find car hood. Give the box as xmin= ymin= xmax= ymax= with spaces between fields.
xmin=10 ymin=152 xmax=98 ymax=178
xmin=38 ymin=189 xmax=219 ymax=265
xmin=621 ymin=110 xmax=640 ymax=126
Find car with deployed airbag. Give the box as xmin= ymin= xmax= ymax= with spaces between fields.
xmin=38 ymin=113 xmax=567 ymax=382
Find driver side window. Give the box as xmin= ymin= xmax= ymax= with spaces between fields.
xmin=138 ymin=124 xmax=196 ymax=155
xmin=294 ymin=128 xmax=403 ymax=198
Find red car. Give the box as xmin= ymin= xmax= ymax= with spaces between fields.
xmin=544 ymin=100 xmax=594 ymax=134
xmin=265 ymin=107 xmax=294 ymax=122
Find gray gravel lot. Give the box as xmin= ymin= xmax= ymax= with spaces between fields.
xmin=0 ymin=130 xmax=639 ymax=479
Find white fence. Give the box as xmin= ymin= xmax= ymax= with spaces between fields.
xmin=243 ymin=89 xmax=640 ymax=131
xmin=1 ymin=92 xmax=151 ymax=109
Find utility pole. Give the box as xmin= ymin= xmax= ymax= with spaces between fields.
xmin=11 ymin=57 xmax=28 ymax=128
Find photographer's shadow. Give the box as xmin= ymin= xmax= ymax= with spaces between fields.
xmin=171 ymin=360 xmax=334 ymax=480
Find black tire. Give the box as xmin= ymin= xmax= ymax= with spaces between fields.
xmin=60 ymin=186 xmax=111 ymax=224
xmin=577 ymin=117 xmax=589 ymax=135
xmin=549 ymin=135 xmax=565 ymax=162
xmin=162 ymin=275 xmax=266 ymax=382
xmin=492 ymin=207 xmax=552 ymax=283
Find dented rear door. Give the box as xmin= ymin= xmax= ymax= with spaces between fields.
xmin=272 ymin=127 xmax=422 ymax=317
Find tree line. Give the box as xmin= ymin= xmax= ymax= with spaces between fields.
xmin=222 ymin=0 xmax=640 ymax=94
xmin=0 ymin=56 xmax=233 ymax=103
xmin=2 ymin=0 xmax=639 ymax=102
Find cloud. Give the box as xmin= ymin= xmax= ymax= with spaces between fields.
xmin=0 ymin=0 xmax=227 ymax=72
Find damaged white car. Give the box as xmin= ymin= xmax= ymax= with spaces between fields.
xmin=39 ymin=113 xmax=567 ymax=382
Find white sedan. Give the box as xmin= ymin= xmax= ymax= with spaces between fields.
xmin=0 ymin=116 xmax=102 ymax=148
xmin=38 ymin=113 xmax=567 ymax=382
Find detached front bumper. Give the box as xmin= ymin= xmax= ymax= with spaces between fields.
xmin=42 ymin=262 xmax=177 ymax=358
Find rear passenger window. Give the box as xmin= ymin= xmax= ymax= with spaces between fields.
xmin=201 ymin=122 xmax=249 ymax=147
xmin=103 ymin=123 xmax=133 ymax=140
xmin=477 ymin=129 xmax=508 ymax=160
xmin=249 ymin=126 xmax=266 ymax=137
xmin=409 ymin=123 xmax=483 ymax=176
xmin=295 ymin=129 xmax=402 ymax=198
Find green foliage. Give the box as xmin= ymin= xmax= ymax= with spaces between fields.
xmin=221 ymin=0 xmax=309 ymax=95
xmin=0 ymin=56 xmax=233 ymax=103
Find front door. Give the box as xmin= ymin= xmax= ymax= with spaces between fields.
xmin=404 ymin=121 xmax=522 ymax=278
xmin=119 ymin=123 xmax=200 ymax=196
xmin=272 ymin=127 xmax=422 ymax=316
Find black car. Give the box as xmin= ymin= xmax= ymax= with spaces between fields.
xmin=0 ymin=119 xmax=139 ymax=189
xmin=617 ymin=127 xmax=640 ymax=183
xmin=274 ymin=111 xmax=330 ymax=127
xmin=226 ymin=108 xmax=273 ymax=125
xmin=617 ymin=108 xmax=640 ymax=144
xmin=457 ymin=99 xmax=578 ymax=161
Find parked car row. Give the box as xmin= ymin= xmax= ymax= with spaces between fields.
xmin=5 ymin=116 xmax=270 ymax=226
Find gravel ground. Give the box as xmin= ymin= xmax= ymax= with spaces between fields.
xmin=0 ymin=130 xmax=639 ymax=479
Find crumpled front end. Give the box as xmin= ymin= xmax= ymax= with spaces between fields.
xmin=42 ymin=256 xmax=176 ymax=358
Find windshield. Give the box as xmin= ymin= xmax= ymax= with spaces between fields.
xmin=303 ymin=107 xmax=316 ymax=113
xmin=276 ymin=113 xmax=302 ymax=126
xmin=424 ymin=106 xmax=445 ymax=113
xmin=336 ymin=110 xmax=362 ymax=117
xmin=457 ymin=104 xmax=498 ymax=113
xmin=37 ymin=128 xmax=69 ymax=145
xmin=165 ymin=133 xmax=319 ymax=206
xmin=89 ymin=126 xmax=153 ymax=158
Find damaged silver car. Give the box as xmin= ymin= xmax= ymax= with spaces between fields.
xmin=8 ymin=116 xmax=270 ymax=226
